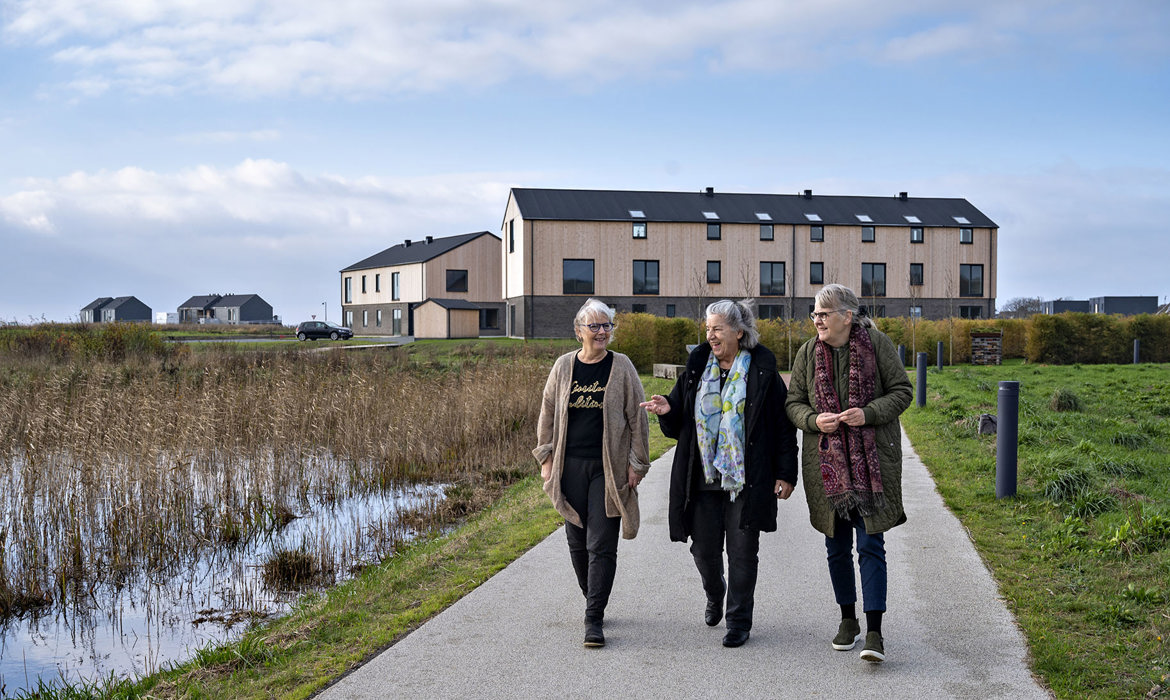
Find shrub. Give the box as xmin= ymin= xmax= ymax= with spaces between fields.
xmin=1050 ymin=388 xmax=1082 ymax=412
xmin=610 ymin=313 xmax=699 ymax=372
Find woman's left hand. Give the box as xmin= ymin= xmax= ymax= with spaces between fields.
xmin=838 ymin=407 xmax=866 ymax=427
xmin=774 ymin=479 xmax=794 ymax=500
xmin=627 ymin=466 xmax=643 ymax=489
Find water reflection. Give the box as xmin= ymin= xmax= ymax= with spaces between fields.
xmin=0 ymin=483 xmax=444 ymax=697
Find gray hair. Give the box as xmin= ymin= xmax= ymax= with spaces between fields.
xmin=573 ymin=298 xmax=617 ymax=337
xmin=705 ymin=299 xmax=760 ymax=349
xmin=815 ymin=284 xmax=875 ymax=328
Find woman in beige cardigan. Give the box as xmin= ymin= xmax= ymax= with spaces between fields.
xmin=534 ymin=298 xmax=651 ymax=648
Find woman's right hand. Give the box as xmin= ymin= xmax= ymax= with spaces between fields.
xmin=815 ymin=411 xmax=841 ymax=433
xmin=541 ymin=458 xmax=551 ymax=481
xmin=640 ymin=395 xmax=671 ymax=416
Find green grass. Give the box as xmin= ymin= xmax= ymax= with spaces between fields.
xmin=902 ymin=362 xmax=1170 ymax=699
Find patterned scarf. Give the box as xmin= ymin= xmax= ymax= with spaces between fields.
xmin=694 ymin=349 xmax=751 ymax=500
xmin=814 ymin=325 xmax=885 ymax=518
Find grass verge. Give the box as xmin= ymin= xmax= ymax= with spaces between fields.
xmin=901 ymin=362 xmax=1170 ymax=699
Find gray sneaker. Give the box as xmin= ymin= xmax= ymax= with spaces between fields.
xmin=832 ymin=618 xmax=862 ymax=650
xmin=860 ymin=631 xmax=885 ymax=662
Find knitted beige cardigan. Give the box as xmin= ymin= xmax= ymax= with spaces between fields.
xmin=533 ymin=350 xmax=651 ymax=539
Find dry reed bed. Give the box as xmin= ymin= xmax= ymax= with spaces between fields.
xmin=0 ymin=350 xmax=547 ymax=616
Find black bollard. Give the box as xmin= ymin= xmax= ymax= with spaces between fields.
xmin=1134 ymin=338 xmax=1141 ymax=364
xmin=937 ymin=341 xmax=944 ymax=370
xmin=898 ymin=344 xmax=906 ymax=366
xmin=996 ymin=381 xmax=1020 ymax=498
xmin=916 ymin=352 xmax=927 ymax=407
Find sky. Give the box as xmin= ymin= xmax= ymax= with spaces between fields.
xmin=1 ymin=0 xmax=1168 ymax=323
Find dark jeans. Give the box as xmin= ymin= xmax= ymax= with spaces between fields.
xmin=561 ymin=455 xmax=621 ymax=624
xmin=688 ymin=490 xmax=760 ymax=631
xmin=825 ymin=511 xmax=887 ymax=612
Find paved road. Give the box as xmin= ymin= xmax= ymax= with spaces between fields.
xmin=319 ymin=428 xmax=1051 ymax=699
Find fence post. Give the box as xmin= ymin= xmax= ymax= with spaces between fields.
xmin=916 ymin=352 xmax=927 ymax=407
xmin=937 ymin=340 xmax=944 ymax=370
xmin=996 ymin=381 xmax=1020 ymax=498
xmin=1134 ymin=338 xmax=1141 ymax=364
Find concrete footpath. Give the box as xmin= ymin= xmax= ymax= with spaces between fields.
xmin=318 ymin=429 xmax=1051 ymax=699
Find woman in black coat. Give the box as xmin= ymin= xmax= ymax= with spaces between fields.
xmin=642 ymin=299 xmax=798 ymax=647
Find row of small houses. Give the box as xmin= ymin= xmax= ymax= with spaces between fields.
xmin=80 ymin=294 xmax=275 ymax=325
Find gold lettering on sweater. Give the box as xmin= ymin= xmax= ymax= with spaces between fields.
xmin=569 ymin=379 xmax=605 ymax=409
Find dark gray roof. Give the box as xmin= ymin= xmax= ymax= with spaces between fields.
xmin=510 ymin=188 xmax=997 ymax=228
xmin=178 ymin=295 xmax=221 ymax=310
xmin=105 ymin=296 xmax=145 ymax=309
xmin=418 ymin=298 xmax=481 ymax=311
xmin=212 ymin=294 xmax=267 ymax=308
xmin=341 ymin=231 xmax=499 ymax=272
xmin=82 ymin=297 xmax=113 ymax=311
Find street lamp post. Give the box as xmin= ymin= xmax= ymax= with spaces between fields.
xmin=322 ymin=301 xmax=327 ymax=322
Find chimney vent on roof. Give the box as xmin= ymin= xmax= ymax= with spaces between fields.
xmin=404 ymin=239 xmax=412 ymax=247
xmin=803 ymin=189 xmax=813 ymax=199
xmin=426 ymin=235 xmax=433 ymax=244
xmin=899 ymin=192 xmax=908 ymax=201
xmin=705 ymin=186 xmax=715 ymax=196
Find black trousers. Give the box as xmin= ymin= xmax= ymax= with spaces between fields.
xmin=689 ymin=489 xmax=760 ymax=631
xmin=561 ymin=455 xmax=621 ymax=624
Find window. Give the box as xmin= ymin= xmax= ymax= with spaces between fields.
xmin=632 ymin=222 xmax=647 ymax=239
xmin=480 ymin=308 xmax=499 ymax=329
xmin=759 ymin=305 xmax=784 ymax=320
xmin=361 ymin=275 xmax=367 ymax=294
xmin=666 ymin=304 xmax=676 ymax=318
xmin=509 ymin=305 xmax=515 ymax=336
xmin=960 ymin=264 xmax=983 ymax=297
xmin=860 ymin=305 xmax=886 ymax=318
xmin=755 ymin=212 xmax=772 ymax=221
xmin=376 ymin=309 xmax=382 ymax=327
xmin=911 ymin=227 xmax=924 ymax=243
xmin=375 ymin=274 xmax=381 ymax=293
xmin=702 ymin=211 xmax=719 ymax=220
xmin=706 ymin=260 xmax=722 ymax=284
xmin=960 ymin=305 xmax=983 ymax=319
xmin=810 ymin=261 xmax=824 ymax=285
xmin=633 ymin=260 xmax=660 ymax=295
xmin=960 ymin=228 xmax=973 ymax=244
xmin=344 ymin=277 xmax=352 ymax=303
xmin=707 ymin=223 xmax=721 ymax=240
xmin=391 ymin=272 xmax=400 ymax=301
xmin=910 ymin=263 xmax=924 ymax=286
xmin=508 ymin=220 xmax=515 ymax=253
xmin=862 ymin=226 xmax=875 ymax=243
xmin=953 ymin=216 xmax=971 ymax=225
xmin=760 ymin=224 xmax=774 ymax=241
xmin=629 ymin=209 xmax=645 ymax=218
xmin=392 ymin=309 xmax=402 ymax=335
xmin=362 ymin=310 xmax=368 ymax=327
xmin=563 ymin=259 xmax=595 ymax=294
xmin=760 ymin=261 xmax=785 ymax=296
xmin=446 ymin=269 xmax=468 ymax=293
xmin=345 ymin=310 xmax=354 ymax=327
xmin=904 ymin=215 xmax=921 ymax=224
xmin=631 ymin=303 xmax=647 ymax=313
xmin=810 ymin=225 xmax=824 ymax=242
xmin=861 ymin=263 xmax=887 ymax=297
xmin=909 ymin=306 xmax=923 ymax=318
xmin=805 ymin=213 xmax=822 ymax=222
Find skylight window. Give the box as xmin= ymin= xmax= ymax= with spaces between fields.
xmin=953 ymin=216 xmax=971 ymax=225
xmin=904 ymin=215 xmax=921 ymax=224
xmin=702 ymin=211 xmax=719 ymax=220
xmin=755 ymin=212 xmax=772 ymax=221
xmin=629 ymin=210 xmax=645 ymax=218
xmin=804 ymin=213 xmax=822 ymax=222
xmin=855 ymin=214 xmax=873 ymax=223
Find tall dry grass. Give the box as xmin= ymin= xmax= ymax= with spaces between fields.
xmin=0 ymin=346 xmax=549 ymax=615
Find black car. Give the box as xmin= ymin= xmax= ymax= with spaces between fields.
xmin=295 ymin=321 xmax=354 ymax=341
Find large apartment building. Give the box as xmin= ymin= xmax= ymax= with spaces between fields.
xmin=339 ymin=231 xmax=504 ymax=337
xmin=502 ymin=187 xmax=997 ymax=338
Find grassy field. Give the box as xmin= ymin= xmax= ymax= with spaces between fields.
xmin=901 ymin=362 xmax=1170 ymax=699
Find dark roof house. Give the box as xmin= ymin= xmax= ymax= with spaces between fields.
xmin=80 ymin=297 xmax=114 ymax=323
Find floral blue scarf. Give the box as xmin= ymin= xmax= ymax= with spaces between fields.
xmin=694 ymin=349 xmax=751 ymax=500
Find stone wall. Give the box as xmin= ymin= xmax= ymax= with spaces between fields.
xmin=971 ymin=331 xmax=1003 ymax=365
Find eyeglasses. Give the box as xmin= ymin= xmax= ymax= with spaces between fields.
xmin=810 ymin=310 xmax=845 ymax=322
xmin=581 ymin=322 xmax=615 ymax=332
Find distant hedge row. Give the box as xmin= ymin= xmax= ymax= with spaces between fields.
xmin=608 ymin=312 xmax=1170 ymax=372
xmin=0 ymin=323 xmax=177 ymax=361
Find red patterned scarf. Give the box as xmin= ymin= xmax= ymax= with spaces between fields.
xmin=814 ymin=324 xmax=884 ymax=517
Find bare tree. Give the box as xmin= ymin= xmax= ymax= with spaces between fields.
xmin=999 ymin=296 xmax=1044 ymax=319
xmin=738 ymin=258 xmax=757 ymax=301
xmin=686 ymin=267 xmax=709 ymax=344
xmin=907 ymin=270 xmax=921 ymax=357
xmin=943 ymin=266 xmax=956 ymax=365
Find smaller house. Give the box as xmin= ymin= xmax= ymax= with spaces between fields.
xmin=210 ymin=294 xmax=274 ymax=324
xmin=97 ymin=296 xmax=152 ymax=323
xmin=412 ymin=298 xmax=482 ymax=339
xmin=1043 ymin=297 xmax=1158 ymax=316
xmin=80 ymin=297 xmax=113 ymax=323
xmin=178 ymin=295 xmax=222 ymax=324
xmin=1041 ymin=300 xmax=1092 ymax=315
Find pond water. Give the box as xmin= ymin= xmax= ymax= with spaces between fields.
xmin=0 ymin=483 xmax=444 ymax=697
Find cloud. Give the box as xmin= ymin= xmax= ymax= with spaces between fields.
xmin=5 ymin=0 xmax=1166 ymax=98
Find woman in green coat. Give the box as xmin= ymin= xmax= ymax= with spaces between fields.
xmin=785 ymin=284 xmax=912 ymax=664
